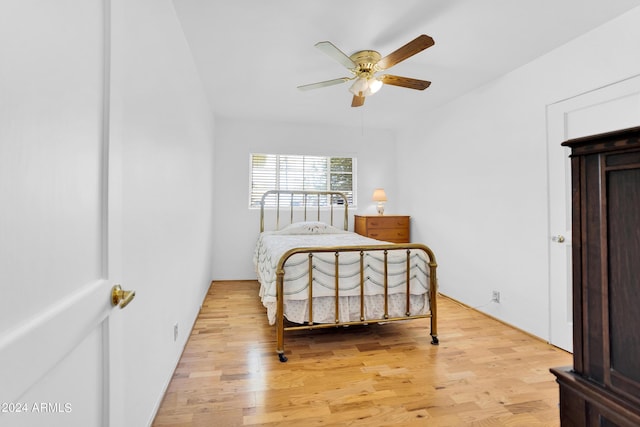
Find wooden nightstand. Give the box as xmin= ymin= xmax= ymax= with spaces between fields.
xmin=354 ymin=215 xmax=410 ymax=243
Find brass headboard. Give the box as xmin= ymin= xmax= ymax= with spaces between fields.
xmin=259 ymin=190 xmax=349 ymax=232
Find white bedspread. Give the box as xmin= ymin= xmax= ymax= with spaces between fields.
xmin=253 ymin=226 xmax=430 ymax=325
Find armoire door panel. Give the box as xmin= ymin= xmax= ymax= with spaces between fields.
xmin=606 ymin=166 xmax=640 ymax=401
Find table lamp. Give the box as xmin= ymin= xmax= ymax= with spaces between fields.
xmin=372 ymin=188 xmax=387 ymax=215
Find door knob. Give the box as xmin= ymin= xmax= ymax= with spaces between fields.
xmin=552 ymin=235 xmax=566 ymax=243
xmin=111 ymin=285 xmax=136 ymax=309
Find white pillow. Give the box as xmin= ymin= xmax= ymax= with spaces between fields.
xmin=276 ymin=221 xmax=347 ymax=235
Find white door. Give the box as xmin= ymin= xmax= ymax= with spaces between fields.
xmin=0 ymin=1 xmax=129 ymax=426
xmin=547 ymin=74 xmax=640 ymax=352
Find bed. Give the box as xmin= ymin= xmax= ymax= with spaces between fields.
xmin=253 ymin=190 xmax=438 ymax=362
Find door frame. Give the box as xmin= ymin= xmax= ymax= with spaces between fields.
xmin=546 ymin=73 xmax=640 ymax=352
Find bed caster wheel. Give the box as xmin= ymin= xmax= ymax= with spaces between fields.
xmin=431 ymin=336 xmax=439 ymax=345
xmin=278 ymin=353 xmax=288 ymax=363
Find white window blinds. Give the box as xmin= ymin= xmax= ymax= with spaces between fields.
xmin=249 ymin=154 xmax=355 ymax=208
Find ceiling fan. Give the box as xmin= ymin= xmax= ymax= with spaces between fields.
xmin=297 ymin=34 xmax=434 ymax=107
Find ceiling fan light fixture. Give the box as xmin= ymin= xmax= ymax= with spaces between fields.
xmin=364 ymin=77 xmax=383 ymax=96
xmin=349 ymin=77 xmax=368 ymax=96
xmin=349 ymin=76 xmax=382 ymax=97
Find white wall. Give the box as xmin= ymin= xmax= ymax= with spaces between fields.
xmin=396 ymin=7 xmax=640 ymax=340
xmin=111 ymin=0 xmax=215 ymax=425
xmin=212 ymin=117 xmax=397 ymax=279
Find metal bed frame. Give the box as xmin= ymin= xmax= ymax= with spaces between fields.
xmin=259 ymin=189 xmax=350 ymax=232
xmin=258 ymin=190 xmax=438 ymax=362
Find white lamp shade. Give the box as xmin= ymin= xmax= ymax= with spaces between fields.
xmin=363 ymin=78 xmax=383 ymax=96
xmin=350 ymin=77 xmax=383 ymax=97
xmin=349 ymin=77 xmax=368 ymax=95
xmin=372 ymin=188 xmax=387 ymax=202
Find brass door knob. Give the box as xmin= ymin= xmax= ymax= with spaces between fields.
xmin=551 ymin=235 xmax=566 ymax=243
xmin=111 ymin=285 xmax=136 ymax=309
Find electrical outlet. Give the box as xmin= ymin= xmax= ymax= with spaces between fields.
xmin=173 ymin=323 xmax=179 ymax=341
xmin=492 ymin=291 xmax=500 ymax=303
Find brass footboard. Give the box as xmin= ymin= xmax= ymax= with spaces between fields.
xmin=274 ymin=243 xmax=438 ymax=362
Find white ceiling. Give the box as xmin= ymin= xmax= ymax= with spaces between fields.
xmin=173 ymin=0 xmax=639 ymax=131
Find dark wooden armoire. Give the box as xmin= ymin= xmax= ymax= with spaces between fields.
xmin=551 ymin=126 xmax=640 ymax=426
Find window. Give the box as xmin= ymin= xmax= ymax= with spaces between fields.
xmin=249 ymin=154 xmax=356 ymax=208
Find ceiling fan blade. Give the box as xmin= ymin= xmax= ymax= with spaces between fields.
xmin=351 ymin=95 xmax=365 ymax=107
xmin=315 ymin=41 xmax=357 ymax=69
xmin=376 ymin=34 xmax=434 ymax=70
xmin=297 ymin=77 xmax=351 ymax=91
xmin=381 ymin=75 xmax=431 ymax=90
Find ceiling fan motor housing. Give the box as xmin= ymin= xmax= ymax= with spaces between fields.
xmin=349 ymin=50 xmax=382 ymax=77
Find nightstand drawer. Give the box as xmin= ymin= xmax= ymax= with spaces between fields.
xmin=366 ymin=217 xmax=409 ymax=229
xmin=366 ymin=228 xmax=410 ymax=242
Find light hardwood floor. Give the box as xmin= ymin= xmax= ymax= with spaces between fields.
xmin=153 ymin=281 xmax=571 ymax=426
